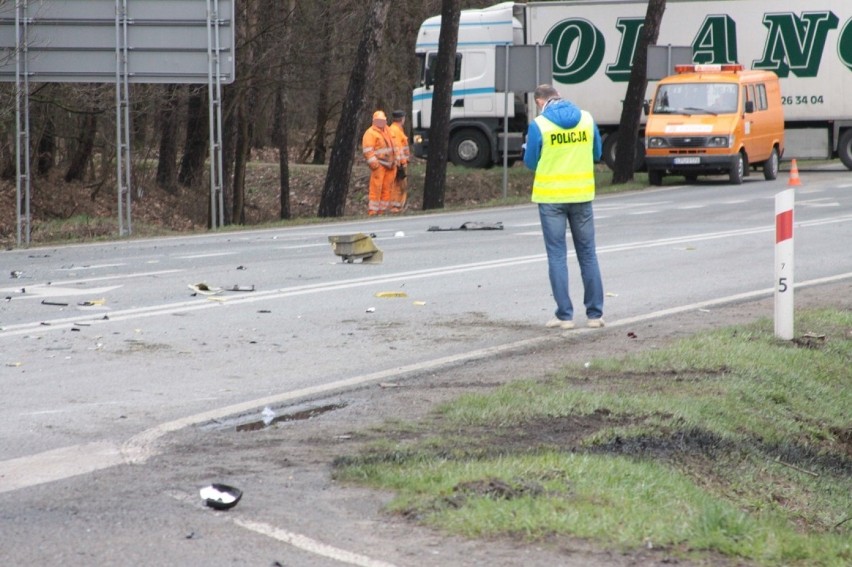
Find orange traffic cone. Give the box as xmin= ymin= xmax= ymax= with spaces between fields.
xmin=788 ymin=159 xmax=801 ymax=186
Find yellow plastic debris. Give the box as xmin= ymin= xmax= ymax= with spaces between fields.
xmin=374 ymin=291 xmax=408 ymax=298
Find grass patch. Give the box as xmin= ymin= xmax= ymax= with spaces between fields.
xmin=334 ymin=309 xmax=852 ymax=566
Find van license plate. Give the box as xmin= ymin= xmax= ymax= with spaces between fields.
xmin=674 ymin=157 xmax=700 ymax=165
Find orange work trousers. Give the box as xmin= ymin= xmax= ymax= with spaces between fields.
xmin=368 ymin=165 xmax=396 ymax=216
xmin=389 ymin=176 xmax=407 ymax=213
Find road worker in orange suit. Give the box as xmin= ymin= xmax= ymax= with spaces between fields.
xmin=362 ymin=110 xmax=396 ymax=216
xmin=388 ymin=109 xmax=410 ymax=213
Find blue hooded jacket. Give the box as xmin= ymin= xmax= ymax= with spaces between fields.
xmin=523 ymin=99 xmax=602 ymax=171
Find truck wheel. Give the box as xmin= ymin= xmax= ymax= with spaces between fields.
xmin=729 ymin=153 xmax=745 ymax=185
xmin=839 ymin=129 xmax=852 ymax=170
xmin=648 ymin=169 xmax=663 ymax=186
xmin=449 ymin=129 xmax=491 ymax=168
xmin=603 ymin=134 xmax=645 ymax=172
xmin=763 ymin=148 xmax=779 ymax=180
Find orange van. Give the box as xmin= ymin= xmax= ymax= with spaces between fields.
xmin=644 ymin=64 xmax=784 ymax=185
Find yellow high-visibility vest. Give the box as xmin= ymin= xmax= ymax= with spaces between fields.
xmin=532 ymin=111 xmax=595 ymax=203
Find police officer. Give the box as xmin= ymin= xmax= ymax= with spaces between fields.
xmin=523 ymin=84 xmax=605 ymax=330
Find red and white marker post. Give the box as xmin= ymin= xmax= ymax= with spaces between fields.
xmin=774 ymin=189 xmax=795 ymax=340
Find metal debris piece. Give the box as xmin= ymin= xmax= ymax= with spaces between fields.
xmin=229 ymin=284 xmax=255 ymax=292
xmin=188 ymin=283 xmax=223 ymax=295
xmin=328 ymin=233 xmax=383 ymax=264
xmin=199 ymin=484 xmax=243 ymax=510
xmin=10 ymin=270 xmax=22 ymax=278
xmin=41 ymin=300 xmax=68 ymax=307
xmin=427 ymin=221 xmax=503 ymax=231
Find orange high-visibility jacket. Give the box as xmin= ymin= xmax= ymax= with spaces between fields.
xmin=389 ymin=122 xmax=410 ymax=167
xmin=362 ymin=126 xmax=396 ymax=170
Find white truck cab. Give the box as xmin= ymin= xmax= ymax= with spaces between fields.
xmin=412 ymin=2 xmax=526 ymax=168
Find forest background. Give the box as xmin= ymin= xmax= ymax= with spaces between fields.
xmin=0 ymin=0 xmax=502 ymax=244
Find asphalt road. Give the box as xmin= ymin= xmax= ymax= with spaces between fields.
xmin=1 ymin=166 xmax=850 ymax=499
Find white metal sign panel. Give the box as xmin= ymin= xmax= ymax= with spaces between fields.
xmin=0 ymin=0 xmax=235 ymax=83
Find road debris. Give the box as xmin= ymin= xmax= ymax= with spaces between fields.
xmin=328 ymin=233 xmax=383 ymax=264
xmin=40 ymin=300 xmax=68 ymax=307
xmin=229 ymin=284 xmax=255 ymax=292
xmin=427 ymin=221 xmax=503 ymax=231
xmin=374 ymin=291 xmax=407 ymax=298
xmin=199 ymin=484 xmax=243 ymax=510
xmin=188 ymin=283 xmax=223 ymax=296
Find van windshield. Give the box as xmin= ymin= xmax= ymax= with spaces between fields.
xmin=653 ymin=82 xmax=739 ymax=115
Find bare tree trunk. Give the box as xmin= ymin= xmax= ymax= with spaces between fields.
xmin=36 ymin=115 xmax=55 ymax=175
xmin=232 ymin=100 xmax=250 ymax=225
xmin=310 ymin=5 xmax=332 ymax=165
xmin=178 ymin=85 xmax=209 ymax=187
xmin=274 ymin=0 xmax=296 ymax=219
xmin=156 ymin=84 xmax=180 ymax=194
xmin=317 ymin=0 xmax=391 ymax=218
xmin=422 ymin=0 xmax=461 ymax=210
xmin=612 ymin=0 xmax=666 ymax=184
xmin=274 ymin=86 xmax=291 ymax=219
xmin=64 ymin=113 xmax=97 ymax=182
xmin=220 ymin=84 xmax=237 ymax=227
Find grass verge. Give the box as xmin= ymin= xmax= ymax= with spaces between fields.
xmin=333 ymin=309 xmax=852 ymax=566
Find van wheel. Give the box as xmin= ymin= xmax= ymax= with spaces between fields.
xmin=729 ymin=153 xmax=745 ymax=185
xmin=838 ymin=129 xmax=852 ymax=170
xmin=449 ymin=129 xmax=491 ymax=168
xmin=763 ymin=148 xmax=779 ymax=180
xmin=648 ymin=169 xmax=664 ymax=186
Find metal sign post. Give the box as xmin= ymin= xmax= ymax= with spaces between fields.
xmin=495 ymin=44 xmax=553 ymax=198
xmin=0 ymin=0 xmax=236 ymax=246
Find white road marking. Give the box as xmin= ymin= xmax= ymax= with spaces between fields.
xmin=0 ymin=442 xmax=123 ymax=494
xmin=0 ymin=284 xmax=122 ymax=299
xmin=57 ymin=263 xmax=126 ymax=271
xmin=233 ymin=519 xmax=399 ymax=567
xmin=175 ymin=251 xmax=238 ymax=259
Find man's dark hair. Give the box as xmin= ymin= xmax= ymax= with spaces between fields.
xmin=533 ymin=84 xmax=560 ymax=101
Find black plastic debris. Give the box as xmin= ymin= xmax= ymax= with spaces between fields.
xmin=427 ymin=221 xmax=503 ymax=231
xmin=199 ymin=483 xmax=242 ymax=510
xmin=10 ymin=270 xmax=22 ymax=279
xmin=41 ymin=300 xmax=68 ymax=306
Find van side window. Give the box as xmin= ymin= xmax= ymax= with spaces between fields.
xmin=757 ymin=84 xmax=768 ymax=110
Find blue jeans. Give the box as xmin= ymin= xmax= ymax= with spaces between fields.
xmin=538 ymin=202 xmax=604 ymax=321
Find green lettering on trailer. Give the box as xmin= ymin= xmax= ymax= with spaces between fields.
xmin=692 ymin=15 xmax=738 ymax=64
xmin=545 ymin=18 xmax=605 ymax=84
xmin=839 ymin=18 xmax=852 ymax=71
xmin=605 ymin=18 xmax=645 ymax=82
xmin=753 ymin=11 xmax=839 ymax=77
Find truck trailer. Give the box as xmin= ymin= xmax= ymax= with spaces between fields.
xmin=411 ymin=0 xmax=852 ymax=171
